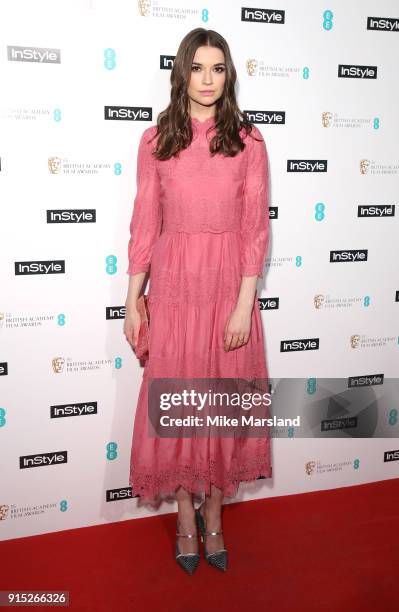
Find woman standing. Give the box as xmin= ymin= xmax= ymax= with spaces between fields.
xmin=123 ymin=28 xmax=271 ymax=575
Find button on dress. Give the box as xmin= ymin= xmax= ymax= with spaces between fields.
xmin=127 ymin=116 xmax=272 ymax=507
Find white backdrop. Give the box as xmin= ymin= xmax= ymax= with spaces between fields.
xmin=1 ymin=0 xmax=398 ymax=541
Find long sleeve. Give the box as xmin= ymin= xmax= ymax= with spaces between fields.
xmin=126 ymin=128 xmax=162 ymax=275
xmin=240 ymin=126 xmax=270 ymax=279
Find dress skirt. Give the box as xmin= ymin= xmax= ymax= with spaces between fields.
xmin=128 ymin=230 xmax=272 ymax=508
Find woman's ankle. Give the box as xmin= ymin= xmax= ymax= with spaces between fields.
xmin=203 ymin=503 xmax=222 ymax=529
xmin=178 ymin=503 xmax=195 ymax=524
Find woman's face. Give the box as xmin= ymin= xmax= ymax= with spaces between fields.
xmin=187 ymin=45 xmax=226 ymax=112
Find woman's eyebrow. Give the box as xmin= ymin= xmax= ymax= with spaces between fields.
xmin=191 ymin=61 xmax=226 ymax=67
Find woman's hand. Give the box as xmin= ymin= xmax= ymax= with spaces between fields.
xmin=124 ymin=273 xmax=146 ymax=350
xmin=123 ymin=304 xmax=141 ymax=350
xmin=223 ymin=304 xmax=252 ymax=351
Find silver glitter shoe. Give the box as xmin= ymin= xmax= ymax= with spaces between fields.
xmin=175 ymin=519 xmax=200 ymax=575
xmin=195 ymin=503 xmax=228 ymax=572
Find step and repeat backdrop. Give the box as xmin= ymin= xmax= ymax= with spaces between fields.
xmin=1 ymin=0 xmax=398 ymax=541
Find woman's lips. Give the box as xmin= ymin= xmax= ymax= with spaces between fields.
xmin=199 ymin=91 xmax=215 ymax=96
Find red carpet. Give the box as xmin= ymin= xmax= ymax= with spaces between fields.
xmin=1 ymin=479 xmax=398 ymax=611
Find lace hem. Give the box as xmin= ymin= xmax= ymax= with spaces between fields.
xmin=129 ymin=454 xmax=272 ymax=508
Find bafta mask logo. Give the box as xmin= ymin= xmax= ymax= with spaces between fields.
xmin=314 ymin=294 xmax=325 ymax=309
xmin=0 ymin=504 xmax=9 ymax=520
xmin=48 ymin=157 xmax=62 ymax=174
xmin=246 ymin=59 xmax=258 ymax=76
xmin=360 ymin=159 xmax=370 ymax=174
xmin=52 ymin=356 xmax=65 ymax=373
xmin=138 ymin=0 xmax=151 ymax=16
xmin=350 ymin=334 xmax=360 ymax=349
xmin=322 ymin=112 xmax=333 ymax=127
xmin=0 ymin=312 xmax=4 ymax=328
xmin=305 ymin=461 xmax=316 ymax=475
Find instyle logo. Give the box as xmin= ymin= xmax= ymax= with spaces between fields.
xmin=357 ymin=205 xmax=395 ymax=217
xmin=384 ymin=450 xmax=399 ymax=462
xmin=0 ymin=362 xmax=8 ymax=376
xmin=15 ymin=260 xmax=65 ymax=275
xmin=338 ymin=64 xmax=377 ymax=79
xmin=50 ymin=402 xmax=98 ymax=418
xmin=287 ymin=160 xmax=327 ymax=172
xmin=104 ymin=106 xmax=152 ymax=121
xmin=106 ymin=487 xmax=139 ymax=501
xmin=106 ymin=306 xmax=126 ymax=320
xmin=47 ymin=210 xmax=96 ymax=223
xmin=367 ymin=17 xmax=399 ymax=31
xmin=7 ymin=45 xmax=61 ymax=63
xmin=280 ymin=338 xmax=320 ymax=352
xmin=20 ymin=451 xmax=68 ymax=469
xmin=330 ymin=250 xmax=368 ymax=263
xmin=348 ymin=374 xmax=384 ymax=387
xmin=243 ymin=110 xmax=285 ymax=124
xmin=241 ymin=7 xmax=285 ymax=23
xmin=321 ymin=417 xmax=357 ymax=431
xmin=259 ymin=297 xmax=279 ymax=310
xmin=160 ymin=55 xmax=175 ymax=69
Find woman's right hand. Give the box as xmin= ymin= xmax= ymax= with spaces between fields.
xmin=123 ymin=304 xmax=141 ymax=350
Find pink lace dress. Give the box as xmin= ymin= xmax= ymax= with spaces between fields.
xmin=126 ymin=116 xmax=272 ymax=507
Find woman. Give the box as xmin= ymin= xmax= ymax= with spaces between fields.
xmin=123 ymin=27 xmax=271 ymax=575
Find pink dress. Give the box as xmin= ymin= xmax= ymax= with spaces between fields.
xmin=127 ymin=115 xmax=272 ymax=507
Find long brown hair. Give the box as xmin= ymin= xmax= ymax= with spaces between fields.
xmin=149 ymin=28 xmax=260 ymax=161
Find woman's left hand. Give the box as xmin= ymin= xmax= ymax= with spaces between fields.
xmin=223 ymin=305 xmax=252 ymax=351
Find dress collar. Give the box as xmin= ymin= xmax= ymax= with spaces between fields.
xmin=190 ymin=115 xmax=216 ymax=128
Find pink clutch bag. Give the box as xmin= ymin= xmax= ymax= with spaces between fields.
xmin=134 ymin=294 xmax=150 ymax=362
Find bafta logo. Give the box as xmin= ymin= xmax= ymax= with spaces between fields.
xmin=314 ymin=294 xmax=324 ymax=309
xmin=0 ymin=504 xmax=9 ymax=520
xmin=305 ymin=461 xmax=316 ymax=475
xmin=350 ymin=334 xmax=360 ymax=349
xmin=52 ymin=356 xmax=65 ymax=373
xmin=246 ymin=59 xmax=257 ymax=76
xmin=322 ymin=112 xmax=333 ymax=127
xmin=138 ymin=0 xmax=151 ymax=16
xmin=48 ymin=157 xmax=62 ymax=174
xmin=360 ymin=159 xmax=370 ymax=174
xmin=0 ymin=312 xmax=4 ymax=328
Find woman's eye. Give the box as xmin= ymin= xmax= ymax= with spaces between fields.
xmin=191 ymin=66 xmax=225 ymax=72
